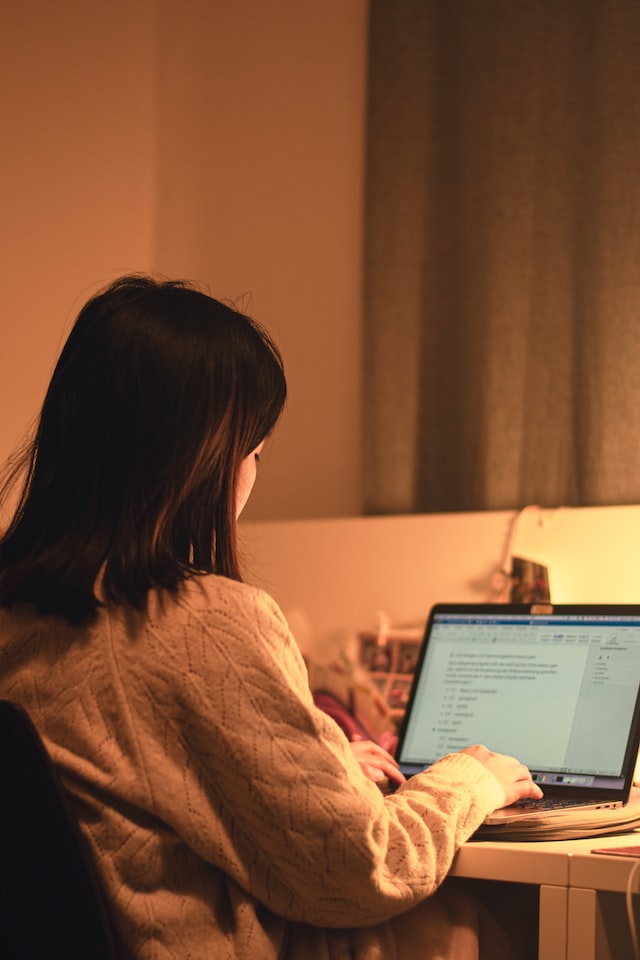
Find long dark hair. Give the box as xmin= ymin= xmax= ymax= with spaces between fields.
xmin=0 ymin=275 xmax=286 ymax=624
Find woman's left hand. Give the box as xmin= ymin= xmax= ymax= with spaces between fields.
xmin=349 ymin=736 xmax=406 ymax=786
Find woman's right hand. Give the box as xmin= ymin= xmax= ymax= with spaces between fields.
xmin=460 ymin=744 xmax=544 ymax=809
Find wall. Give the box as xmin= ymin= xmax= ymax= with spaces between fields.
xmin=0 ymin=0 xmax=156 ymax=489
xmin=0 ymin=0 xmax=368 ymax=523
xmin=153 ymin=0 xmax=368 ymax=520
xmin=239 ymin=505 xmax=640 ymax=655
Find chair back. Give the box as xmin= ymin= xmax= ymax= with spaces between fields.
xmin=0 ymin=699 xmax=119 ymax=959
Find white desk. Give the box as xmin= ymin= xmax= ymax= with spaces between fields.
xmin=450 ymin=832 xmax=640 ymax=960
xmin=569 ymin=841 xmax=640 ymax=960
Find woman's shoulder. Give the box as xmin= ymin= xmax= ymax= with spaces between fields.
xmin=138 ymin=575 xmax=305 ymax=687
xmin=143 ymin=574 xmax=293 ymax=653
xmin=176 ymin=574 xmax=284 ymax=623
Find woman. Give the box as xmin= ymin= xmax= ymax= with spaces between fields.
xmin=0 ymin=276 xmax=541 ymax=959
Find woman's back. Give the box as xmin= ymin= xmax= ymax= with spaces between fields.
xmin=1 ymin=573 xmax=457 ymax=958
xmin=0 ymin=275 xmax=537 ymax=959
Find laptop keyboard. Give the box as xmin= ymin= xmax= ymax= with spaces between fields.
xmin=513 ymin=797 xmax=595 ymax=812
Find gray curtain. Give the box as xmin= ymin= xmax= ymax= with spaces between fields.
xmin=363 ymin=0 xmax=640 ymax=515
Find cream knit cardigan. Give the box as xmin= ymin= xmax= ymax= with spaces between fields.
xmin=0 ymin=575 xmax=504 ymax=959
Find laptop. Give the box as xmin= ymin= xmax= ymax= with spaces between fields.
xmin=394 ymin=603 xmax=640 ymax=829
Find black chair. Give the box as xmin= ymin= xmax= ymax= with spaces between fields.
xmin=0 ymin=699 xmax=119 ymax=959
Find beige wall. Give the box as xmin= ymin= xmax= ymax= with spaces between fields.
xmin=0 ymin=0 xmax=367 ymax=521
xmin=0 ymin=0 xmax=156 ymax=477
xmin=241 ymin=505 xmax=640 ymax=648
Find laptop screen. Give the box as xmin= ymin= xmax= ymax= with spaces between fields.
xmin=396 ymin=604 xmax=640 ymax=796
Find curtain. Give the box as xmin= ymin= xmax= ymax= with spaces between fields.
xmin=363 ymin=0 xmax=640 ymax=515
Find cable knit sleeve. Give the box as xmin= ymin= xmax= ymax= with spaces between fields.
xmin=115 ymin=576 xmax=504 ymax=929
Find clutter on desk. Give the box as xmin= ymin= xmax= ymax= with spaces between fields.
xmin=355 ymin=620 xmax=423 ymax=731
xmin=292 ymin=606 xmax=423 ymax=748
